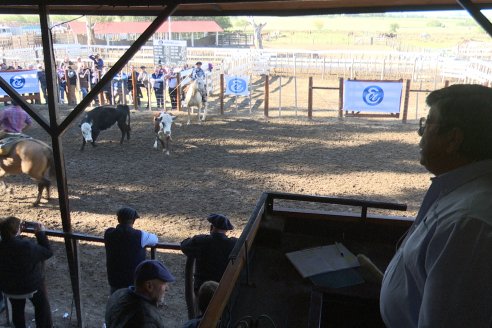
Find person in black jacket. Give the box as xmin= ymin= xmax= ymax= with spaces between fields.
xmin=0 ymin=216 xmax=53 ymax=328
xmin=105 ymin=259 xmax=175 ymax=328
xmin=104 ymin=207 xmax=158 ymax=294
xmin=181 ymin=214 xmax=237 ymax=293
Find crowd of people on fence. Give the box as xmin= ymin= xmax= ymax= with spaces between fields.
xmin=1 ymin=56 xmax=213 ymax=110
xmin=0 ymin=208 xmax=235 ymax=327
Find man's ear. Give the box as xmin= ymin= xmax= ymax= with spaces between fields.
xmin=445 ymin=127 xmax=465 ymax=155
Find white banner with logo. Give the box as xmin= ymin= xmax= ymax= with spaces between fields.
xmin=0 ymin=70 xmax=39 ymax=96
xmin=225 ymin=76 xmax=249 ymax=96
xmin=343 ymin=80 xmax=403 ymax=113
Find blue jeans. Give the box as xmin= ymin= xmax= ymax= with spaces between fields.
xmin=59 ymin=84 xmax=65 ymax=103
xmin=80 ymin=87 xmax=88 ymax=98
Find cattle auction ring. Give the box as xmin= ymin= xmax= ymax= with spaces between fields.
xmin=0 ymin=105 xmax=428 ymax=327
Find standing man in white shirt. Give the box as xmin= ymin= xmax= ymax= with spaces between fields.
xmin=104 ymin=207 xmax=158 ymax=294
xmin=380 ymin=84 xmax=492 ymax=328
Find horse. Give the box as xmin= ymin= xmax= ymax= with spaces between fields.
xmin=182 ymin=78 xmax=207 ymax=125
xmin=0 ymin=136 xmax=55 ymax=207
xmin=153 ymin=112 xmax=178 ymax=155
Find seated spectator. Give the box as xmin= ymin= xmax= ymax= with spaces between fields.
xmin=182 ymin=280 xmax=219 ymax=328
xmin=0 ymin=217 xmax=53 ymax=328
xmin=105 ymin=259 xmax=175 ymax=328
xmin=181 ymin=214 xmax=237 ymax=293
xmin=104 ymin=207 xmax=158 ymax=294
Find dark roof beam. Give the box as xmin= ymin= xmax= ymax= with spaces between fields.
xmin=57 ymin=3 xmax=179 ymax=135
xmin=457 ymin=0 xmax=492 ymax=38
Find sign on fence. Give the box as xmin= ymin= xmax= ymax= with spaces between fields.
xmin=153 ymin=39 xmax=187 ymax=67
xmin=343 ymin=80 xmax=403 ymax=113
xmin=0 ymin=70 xmax=39 ymax=96
xmin=225 ymin=76 xmax=249 ymax=96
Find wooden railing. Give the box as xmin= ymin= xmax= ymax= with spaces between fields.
xmin=22 ymin=228 xmax=181 ymax=256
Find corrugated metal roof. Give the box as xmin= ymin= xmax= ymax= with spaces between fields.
xmin=68 ymin=21 xmax=223 ymax=35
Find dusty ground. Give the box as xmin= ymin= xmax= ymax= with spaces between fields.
xmin=0 ymin=78 xmax=431 ymax=327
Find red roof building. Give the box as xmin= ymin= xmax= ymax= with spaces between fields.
xmin=68 ymin=21 xmax=223 ymax=45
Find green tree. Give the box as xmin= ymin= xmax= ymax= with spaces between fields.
xmin=389 ymin=23 xmax=399 ymax=33
xmin=426 ymin=20 xmax=444 ymax=27
xmin=170 ymin=16 xmax=231 ymax=29
xmin=313 ymin=20 xmax=324 ymax=31
xmin=233 ymin=18 xmax=250 ymax=32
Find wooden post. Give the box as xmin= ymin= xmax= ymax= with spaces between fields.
xmin=444 ymin=80 xmax=450 ymax=88
xmin=132 ymin=69 xmax=137 ymax=110
xmin=264 ymin=74 xmax=269 ymax=118
xmin=177 ymin=73 xmax=181 ymax=111
xmin=402 ymin=79 xmax=411 ymax=124
xmin=308 ymin=76 xmax=313 ymax=120
xmin=338 ymin=77 xmax=344 ymax=119
xmin=98 ymin=70 xmax=104 ymax=105
xmin=220 ymin=73 xmax=224 ymax=115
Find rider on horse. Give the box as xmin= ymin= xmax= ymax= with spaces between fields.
xmin=191 ymin=62 xmax=207 ymax=103
xmin=0 ymin=102 xmax=32 ymax=140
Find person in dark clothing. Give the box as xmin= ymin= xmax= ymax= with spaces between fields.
xmin=66 ymin=65 xmax=77 ymax=105
xmin=104 ymin=207 xmax=158 ymax=294
xmin=89 ymin=53 xmax=104 ymax=70
xmin=36 ymin=64 xmax=48 ymax=104
xmin=181 ymin=214 xmax=237 ymax=293
xmin=105 ymin=259 xmax=175 ymax=328
xmin=0 ymin=216 xmax=53 ymax=328
xmin=181 ymin=280 xmax=219 ymax=328
xmin=150 ymin=67 xmax=164 ymax=108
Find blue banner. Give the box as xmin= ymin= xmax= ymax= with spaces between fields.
xmin=343 ymin=80 xmax=403 ymax=113
xmin=225 ymin=76 xmax=249 ymax=96
xmin=0 ymin=70 xmax=39 ymax=96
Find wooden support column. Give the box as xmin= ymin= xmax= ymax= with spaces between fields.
xmin=308 ymin=76 xmax=313 ymax=119
xmin=264 ymin=74 xmax=269 ymax=118
xmin=38 ymin=5 xmax=84 ymax=326
xmin=338 ymin=77 xmax=344 ymax=119
xmin=177 ymin=72 xmax=181 ymax=111
xmin=132 ymin=69 xmax=137 ymax=110
xmin=402 ymin=79 xmax=411 ymax=124
xmin=220 ymin=73 xmax=224 ymax=115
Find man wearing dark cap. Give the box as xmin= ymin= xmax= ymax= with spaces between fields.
xmin=105 ymin=259 xmax=175 ymax=328
xmin=104 ymin=207 xmax=158 ymax=294
xmin=181 ymin=214 xmax=237 ymax=293
xmin=191 ymin=61 xmax=207 ymax=102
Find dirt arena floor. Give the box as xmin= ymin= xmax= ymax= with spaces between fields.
xmin=0 ymin=87 xmax=431 ymax=327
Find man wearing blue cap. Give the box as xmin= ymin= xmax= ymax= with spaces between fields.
xmin=104 ymin=207 xmax=158 ymax=294
xmin=105 ymin=259 xmax=175 ymax=327
xmin=181 ymin=214 xmax=237 ymax=292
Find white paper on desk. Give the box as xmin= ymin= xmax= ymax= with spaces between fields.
xmin=285 ymin=243 xmax=360 ymax=278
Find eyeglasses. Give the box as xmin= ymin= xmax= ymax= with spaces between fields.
xmin=418 ymin=117 xmax=450 ymax=136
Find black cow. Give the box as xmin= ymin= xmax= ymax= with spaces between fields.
xmin=80 ymin=104 xmax=131 ymax=151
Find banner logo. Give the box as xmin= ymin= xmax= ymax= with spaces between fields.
xmin=10 ymin=75 xmax=26 ymax=89
xmin=228 ymin=78 xmax=247 ymax=94
xmin=363 ymin=85 xmax=384 ymax=106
